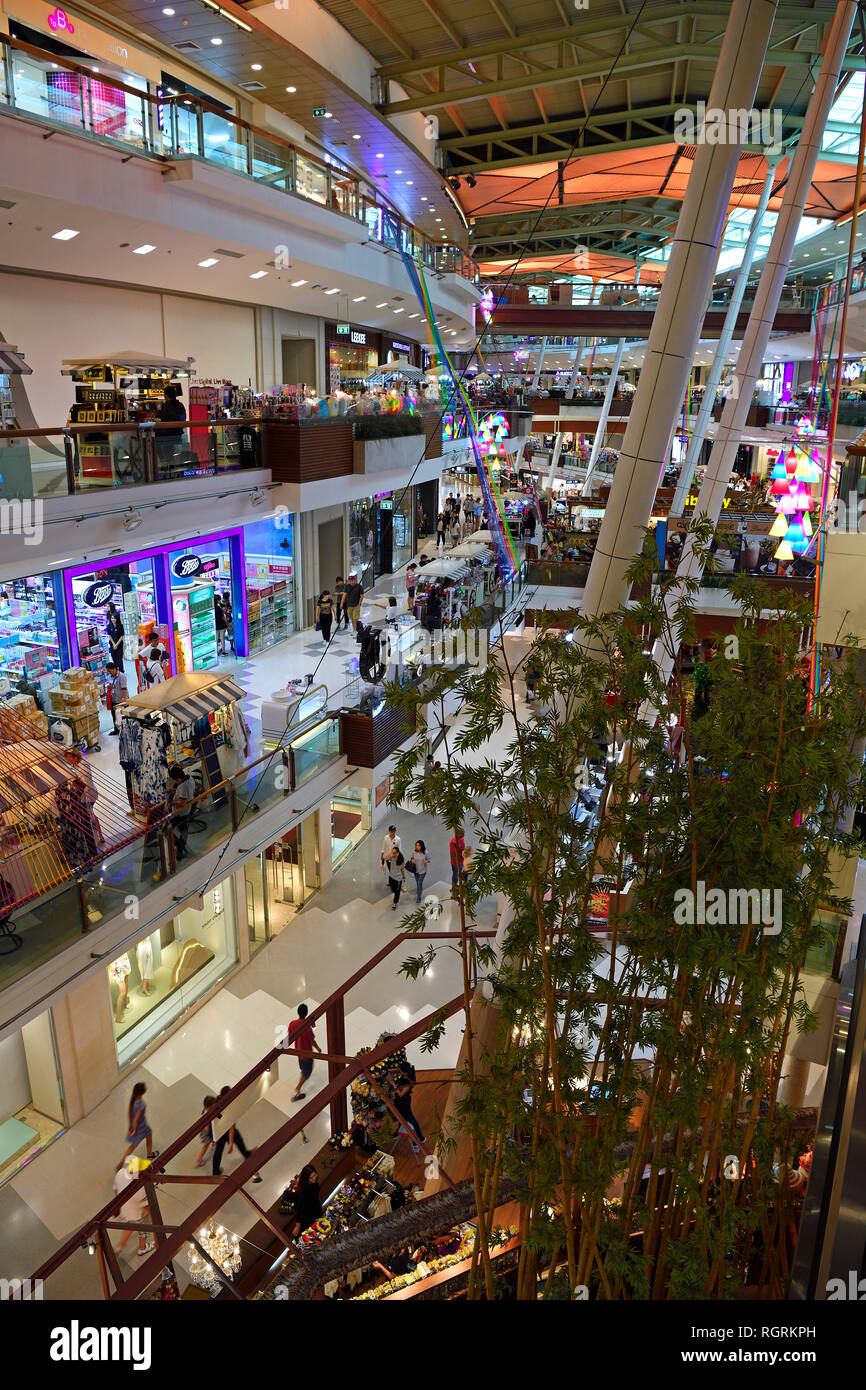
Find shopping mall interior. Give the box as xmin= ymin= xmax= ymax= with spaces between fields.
xmin=1 ymin=0 xmax=866 ymax=1333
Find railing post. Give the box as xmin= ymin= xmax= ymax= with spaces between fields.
xmin=326 ymin=1000 xmax=348 ymax=1133
xmin=140 ymin=423 xmax=157 ymax=484
xmin=62 ymin=428 xmax=77 ymax=495
xmin=76 ymin=878 xmax=89 ymax=932
xmin=230 ymin=785 xmax=239 ymax=831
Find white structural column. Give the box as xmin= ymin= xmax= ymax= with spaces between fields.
xmin=546 ymin=430 xmax=565 ymax=489
xmin=669 ymin=158 xmax=779 ymax=516
xmin=581 ymin=337 xmax=626 ymax=496
xmin=654 ymin=0 xmax=857 ymax=685
xmin=531 ymin=337 xmax=549 ymax=392
xmin=566 ymin=337 xmax=587 ymax=398
xmin=579 ymin=0 xmax=778 ymax=632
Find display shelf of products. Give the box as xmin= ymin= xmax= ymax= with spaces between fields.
xmin=188 ymin=586 xmax=218 ymax=670
xmin=247 ymin=580 xmax=288 ymax=656
xmin=0 ymin=576 xmax=61 ymax=689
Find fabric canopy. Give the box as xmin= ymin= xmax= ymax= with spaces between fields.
xmin=364 ymin=358 xmax=427 ymax=384
xmin=125 ymin=672 xmax=245 ymax=723
xmin=61 ymin=352 xmax=195 ymax=376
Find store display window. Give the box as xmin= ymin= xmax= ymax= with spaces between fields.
xmin=109 ymin=880 xmax=239 ymax=1069
xmin=331 ymin=785 xmax=371 ymax=866
xmin=70 ymin=560 xmax=158 ymax=693
xmin=0 ymin=573 xmax=63 ymax=701
xmin=168 ymin=533 xmax=245 ymax=670
xmin=243 ymin=514 xmax=296 ymax=654
xmin=0 ymin=1008 xmax=66 ymax=1187
xmin=348 ymin=498 xmax=377 ymax=591
xmin=329 ymin=341 xmax=379 ymax=391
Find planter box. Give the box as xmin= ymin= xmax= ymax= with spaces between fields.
xmin=340 ymin=705 xmax=416 ymax=767
xmin=263 ymin=419 xmax=353 ymax=482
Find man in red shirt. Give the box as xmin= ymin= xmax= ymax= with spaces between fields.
xmin=449 ymin=829 xmax=466 ymax=892
xmin=288 ymin=1003 xmax=317 ymax=1101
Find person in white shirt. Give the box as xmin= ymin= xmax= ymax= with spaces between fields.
xmin=380 ymin=825 xmax=401 ymax=873
xmin=139 ymin=639 xmax=167 ymax=687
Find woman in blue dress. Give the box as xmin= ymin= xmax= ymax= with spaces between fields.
xmin=117 ymin=1082 xmax=157 ymax=1171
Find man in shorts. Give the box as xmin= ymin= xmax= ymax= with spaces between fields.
xmin=344 ymin=573 xmax=363 ymax=632
xmin=288 ymin=1003 xmax=317 ymax=1101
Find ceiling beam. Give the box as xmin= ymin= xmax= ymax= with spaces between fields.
xmin=383 ymin=42 xmax=861 ymax=115
xmin=417 ymin=0 xmax=463 ymax=49
xmin=375 ymin=1 xmax=837 ymax=80
xmin=343 ymin=0 xmax=416 ymax=60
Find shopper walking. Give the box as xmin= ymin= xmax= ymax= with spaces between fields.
xmin=387 ymin=847 xmax=406 ymax=909
xmin=106 ymin=603 xmax=125 ymax=673
xmin=393 ymin=1063 xmax=425 ymax=1148
xmin=316 ymin=589 xmax=334 ymax=643
xmin=222 ymin=594 xmax=234 ymax=651
xmin=112 ymin=1160 xmax=154 ymax=1258
xmin=406 ymin=563 xmax=418 ymax=611
xmin=449 ymin=828 xmax=466 ymax=892
xmin=212 ymin=1085 xmax=263 ymax=1180
xmin=409 ymin=839 xmax=430 ymax=903
xmin=334 ymin=576 xmax=347 ymax=629
xmin=140 ymin=637 xmax=167 ymax=686
xmin=344 ymin=574 xmax=364 ymax=633
xmin=106 ymin=662 xmax=128 ymax=734
xmin=288 ymin=1003 xmax=317 ymax=1101
xmin=117 ymin=1082 xmax=156 ymax=1170
xmin=195 ymin=1095 xmax=217 ymax=1167
xmin=436 ymin=512 xmax=447 ymax=549
xmin=380 ymin=825 xmax=401 ymax=875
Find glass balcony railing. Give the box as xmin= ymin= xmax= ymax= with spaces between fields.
xmin=0 ymin=34 xmax=477 ymax=284
xmin=0 ymin=715 xmax=344 ymax=999
xmin=0 ymin=420 xmax=264 ymax=500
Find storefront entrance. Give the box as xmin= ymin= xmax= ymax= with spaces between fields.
xmin=244 ymin=812 xmax=320 ymax=954
xmin=63 ymin=529 xmax=247 ymax=692
xmin=331 ymin=784 xmax=371 ymax=866
xmin=0 ymin=1008 xmax=66 ymax=1187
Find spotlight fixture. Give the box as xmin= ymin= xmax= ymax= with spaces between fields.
xmin=122 ymin=509 xmax=143 ymax=532
xmin=249 ymin=488 xmax=266 ymax=507
xmin=465 ymin=173 xmax=476 ymax=188
xmin=448 ymin=177 xmax=460 ymax=192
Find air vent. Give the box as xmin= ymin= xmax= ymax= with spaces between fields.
xmin=214 ymin=248 xmax=244 ymax=258
xmin=174 ymin=40 xmax=202 ymax=52
xmin=0 ymin=199 xmax=16 ymax=210
xmin=239 ymin=80 xmax=265 ymax=91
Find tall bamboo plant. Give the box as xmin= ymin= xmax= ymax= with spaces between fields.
xmin=388 ymin=527 xmax=866 ymax=1299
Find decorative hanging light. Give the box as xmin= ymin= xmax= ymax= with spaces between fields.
xmin=187 ymin=1221 xmax=241 ymax=1296
xmin=774 ymin=539 xmax=795 ymax=562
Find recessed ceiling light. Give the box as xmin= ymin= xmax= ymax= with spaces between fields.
xmin=406 ymin=180 xmax=413 ymax=186
xmin=162 ymin=5 xmax=175 ymax=12
xmin=286 ymin=86 xmax=296 ymax=93
xmin=324 ymin=287 xmax=339 ymax=294
xmin=376 ymin=302 xmax=388 ymax=308
xmin=250 ymin=270 xmax=268 ymax=279
xmin=408 ymin=313 xmax=419 ymax=318
xmin=132 ymin=244 xmax=156 ymax=255
xmin=395 ymin=169 xmax=403 ymax=174
xmin=251 ymin=63 xmax=262 ymax=71
xmin=210 ymin=36 xmax=222 ymax=45
xmin=352 ymin=133 xmax=361 ymax=140
xmin=375 ymin=153 xmax=384 ymax=159
xmin=421 ymin=196 xmax=428 ymax=201
xmin=393 ymin=307 xmax=404 ymax=313
xmin=352 ymin=296 xmax=366 ymax=302
xmin=52 ymin=228 xmax=79 ymax=240
xmin=435 ymin=218 xmax=442 ymax=222
xmin=323 ymin=111 xmax=332 ymax=118
xmin=198 ymin=257 xmax=219 ymax=267
xmin=291 ymin=278 xmax=307 ymax=286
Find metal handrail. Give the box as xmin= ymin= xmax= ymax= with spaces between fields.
xmin=31 ymin=927 xmax=495 ymax=1297
xmin=0 ymin=32 xmax=476 ymax=279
